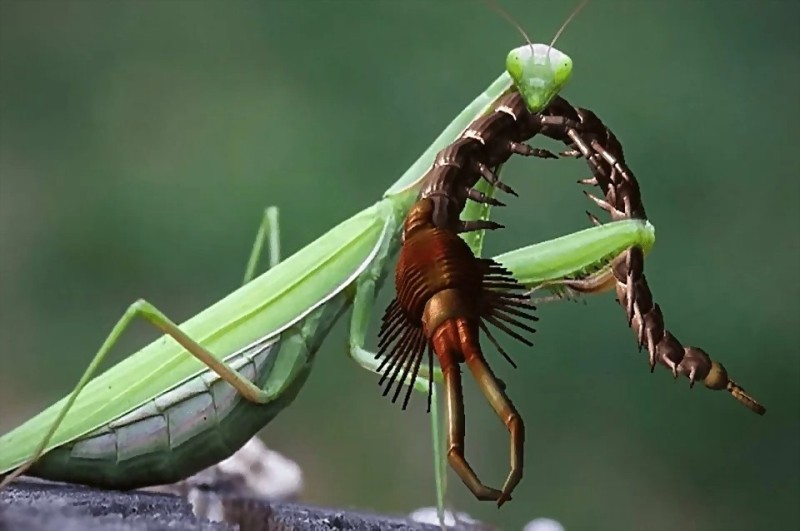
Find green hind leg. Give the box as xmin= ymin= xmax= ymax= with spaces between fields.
xmin=242 ymin=206 xmax=281 ymax=283
xmin=0 ymin=207 xmax=284 ymax=489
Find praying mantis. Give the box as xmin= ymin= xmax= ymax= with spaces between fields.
xmin=0 ymin=43 xmax=657 ymax=492
xmin=0 ymin=2 xmax=775 ymax=527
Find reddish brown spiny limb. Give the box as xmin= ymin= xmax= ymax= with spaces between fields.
xmin=376 ymin=199 xmax=538 ymax=505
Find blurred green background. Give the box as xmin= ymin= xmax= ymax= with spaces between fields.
xmin=1 ymin=1 xmax=798 ymax=530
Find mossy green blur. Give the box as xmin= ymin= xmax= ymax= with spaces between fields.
xmin=505 ymin=43 xmax=573 ymax=112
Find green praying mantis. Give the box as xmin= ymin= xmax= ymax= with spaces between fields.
xmin=0 ymin=33 xmax=654 ymax=489
xmin=0 ymin=2 xmax=764 ymax=521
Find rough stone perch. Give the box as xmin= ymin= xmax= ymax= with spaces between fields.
xmin=0 ymin=478 xmax=446 ymax=531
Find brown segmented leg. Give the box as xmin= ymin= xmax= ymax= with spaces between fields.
xmin=546 ymin=255 xmax=625 ymax=297
xmin=458 ymin=322 xmax=523 ymax=508
xmin=442 ymin=364 xmax=503 ymax=502
xmin=525 ymin=264 xmax=618 ymax=305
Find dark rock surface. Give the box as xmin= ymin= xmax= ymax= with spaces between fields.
xmin=0 ymin=478 xmax=442 ymax=531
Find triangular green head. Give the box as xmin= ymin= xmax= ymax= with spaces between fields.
xmin=506 ymin=43 xmax=572 ymax=113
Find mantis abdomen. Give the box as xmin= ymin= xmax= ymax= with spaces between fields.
xmin=21 ymin=297 xmax=348 ymax=489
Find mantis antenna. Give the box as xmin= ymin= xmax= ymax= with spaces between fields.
xmin=499 ymin=1 xmax=577 ymax=113
xmin=548 ymin=0 xmax=592 ymax=62
xmin=485 ymin=0 xmax=590 ymax=68
xmin=484 ymin=0 xmax=536 ymax=56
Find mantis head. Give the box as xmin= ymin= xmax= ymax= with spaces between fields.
xmin=490 ymin=0 xmax=587 ymax=113
xmin=506 ymin=43 xmax=572 ymax=113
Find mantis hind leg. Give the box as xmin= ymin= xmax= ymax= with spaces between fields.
xmin=0 ymin=300 xmax=278 ymax=489
xmin=3 ymin=206 xmax=282 ymax=489
xmin=242 ymin=206 xmax=281 ymax=284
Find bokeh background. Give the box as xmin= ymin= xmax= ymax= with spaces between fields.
xmin=1 ymin=1 xmax=798 ymax=530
